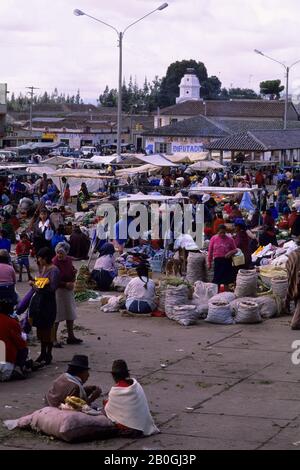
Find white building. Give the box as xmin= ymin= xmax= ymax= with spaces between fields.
xmin=176 ymin=68 xmax=202 ymax=104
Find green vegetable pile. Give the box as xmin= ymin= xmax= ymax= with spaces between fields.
xmin=75 ymin=290 xmax=99 ymax=303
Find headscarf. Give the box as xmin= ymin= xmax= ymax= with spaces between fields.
xmin=55 ymin=241 xmax=70 ymax=256
xmin=99 ymin=242 xmax=115 ymax=257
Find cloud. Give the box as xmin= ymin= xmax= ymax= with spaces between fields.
xmin=0 ymin=0 xmax=300 ymax=101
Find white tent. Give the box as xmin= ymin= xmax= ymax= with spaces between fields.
xmin=189 ymin=186 xmax=259 ymax=195
xmin=133 ymin=154 xmax=177 ymax=167
xmin=27 ymin=166 xmax=112 ymax=196
xmin=118 ymin=192 xmax=187 ymax=203
xmin=188 ymin=160 xmax=225 ymax=171
xmin=115 ymin=164 xmax=158 ymax=177
xmin=166 ymin=152 xmax=209 ymax=164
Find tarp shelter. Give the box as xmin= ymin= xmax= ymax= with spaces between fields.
xmin=166 ymin=152 xmax=209 ymax=164
xmin=27 ymin=166 xmax=113 ymax=197
xmin=16 ymin=142 xmax=67 ymax=155
xmin=47 ymin=169 xmax=114 ymax=180
xmin=42 ymin=156 xmax=73 ymax=166
xmin=189 ymin=186 xmax=259 ymax=195
xmin=118 ymin=192 xmax=187 ymax=203
xmin=89 ymin=155 xmax=117 ymax=165
xmin=133 ymin=154 xmax=177 ymax=167
xmin=115 ymin=164 xmax=159 ymax=177
xmin=188 ymin=160 xmax=225 ymax=171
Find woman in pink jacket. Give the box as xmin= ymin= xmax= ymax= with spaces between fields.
xmin=208 ymin=225 xmax=237 ymax=287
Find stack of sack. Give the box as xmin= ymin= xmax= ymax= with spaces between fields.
xmin=186 ymin=252 xmax=207 ymax=284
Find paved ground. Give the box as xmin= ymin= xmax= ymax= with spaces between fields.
xmin=1 ymin=268 xmax=300 ymax=450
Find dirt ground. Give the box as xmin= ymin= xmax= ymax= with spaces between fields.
xmin=1 ymin=260 xmax=300 ymax=450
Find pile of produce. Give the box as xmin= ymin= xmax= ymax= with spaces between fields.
xmin=74 ymin=265 xmax=96 ymax=293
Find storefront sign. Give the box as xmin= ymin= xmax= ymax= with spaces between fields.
xmin=172 ymin=144 xmax=203 ymax=153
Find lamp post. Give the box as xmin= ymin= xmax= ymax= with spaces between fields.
xmin=254 ymin=49 xmax=300 ymax=130
xmin=74 ymin=3 xmax=168 ymax=162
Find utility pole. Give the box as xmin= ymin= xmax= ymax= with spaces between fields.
xmin=26 ymin=86 xmax=39 ymax=137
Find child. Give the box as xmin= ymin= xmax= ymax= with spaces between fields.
xmin=0 ymin=229 xmax=11 ymax=253
xmin=63 ymin=183 xmax=71 ymax=205
xmin=16 ymin=233 xmax=32 ymax=282
xmin=104 ymin=360 xmax=159 ymax=437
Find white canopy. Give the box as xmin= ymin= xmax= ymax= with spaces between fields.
xmin=188 ymin=160 xmax=225 ymax=171
xmin=47 ymin=169 xmax=114 ymax=179
xmin=115 ymin=164 xmax=159 ymax=177
xmin=133 ymin=153 xmax=177 ymax=167
xmin=166 ymin=152 xmax=209 ymax=164
xmin=118 ymin=192 xmax=187 ymax=203
xmin=26 ymin=166 xmax=112 ymax=196
xmin=189 ymin=186 xmax=259 ymax=195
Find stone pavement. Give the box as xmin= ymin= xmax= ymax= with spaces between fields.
xmin=1 ymin=278 xmax=300 ymax=450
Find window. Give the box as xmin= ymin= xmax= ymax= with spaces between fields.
xmin=60 ymin=139 xmax=69 ymax=145
xmin=170 ymin=118 xmax=178 ymax=124
xmin=155 ymin=142 xmax=171 ymax=154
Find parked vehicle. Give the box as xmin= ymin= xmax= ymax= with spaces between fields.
xmin=80 ymin=146 xmax=97 ymax=157
xmin=0 ymin=150 xmax=18 ymax=161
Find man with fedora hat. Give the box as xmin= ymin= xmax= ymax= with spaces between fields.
xmin=45 ymin=355 xmax=101 ymax=407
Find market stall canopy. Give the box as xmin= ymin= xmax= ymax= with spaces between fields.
xmin=189 ymin=186 xmax=259 ymax=195
xmin=115 ymin=164 xmax=159 ymax=177
xmin=47 ymin=169 xmax=114 ymax=179
xmin=26 ymin=166 xmax=112 ymax=196
xmin=118 ymin=192 xmax=187 ymax=203
xmin=133 ymin=154 xmax=177 ymax=167
xmin=16 ymin=142 xmax=66 ymax=152
xmin=166 ymin=152 xmax=209 ymax=164
xmin=188 ymin=160 xmax=225 ymax=171
xmin=42 ymin=156 xmax=73 ymax=166
xmin=89 ymin=155 xmax=117 ymax=165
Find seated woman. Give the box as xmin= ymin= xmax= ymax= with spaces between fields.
xmin=91 ymin=243 xmax=117 ymax=291
xmin=69 ymin=226 xmax=90 ymax=260
xmin=104 ymin=360 xmax=159 ymax=437
xmin=124 ymin=263 xmax=157 ymax=314
xmin=0 ymin=249 xmax=18 ymax=305
xmin=0 ymin=299 xmax=29 ymax=381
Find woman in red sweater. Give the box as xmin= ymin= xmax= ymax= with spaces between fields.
xmin=0 ymin=299 xmax=28 ymax=380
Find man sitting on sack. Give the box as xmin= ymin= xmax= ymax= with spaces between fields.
xmin=45 ymin=355 xmax=101 ymax=407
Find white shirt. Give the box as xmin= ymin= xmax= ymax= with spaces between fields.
xmin=202 ymin=177 xmax=209 ymax=187
xmin=125 ymin=276 xmax=156 ymax=308
xmin=94 ymin=255 xmax=116 ymax=273
xmin=38 ymin=219 xmax=50 ymax=232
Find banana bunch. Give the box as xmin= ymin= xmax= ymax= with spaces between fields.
xmin=64 ymin=396 xmax=87 ymax=410
xmin=34 ymin=277 xmax=50 ymax=289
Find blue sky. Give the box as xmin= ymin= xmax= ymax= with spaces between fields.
xmin=1 ymin=0 xmax=300 ymax=102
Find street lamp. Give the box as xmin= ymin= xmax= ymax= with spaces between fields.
xmin=254 ymin=49 xmax=300 ymax=130
xmin=74 ymin=3 xmax=169 ymax=162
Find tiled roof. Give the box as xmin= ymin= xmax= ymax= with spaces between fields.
xmin=214 ymin=118 xmax=300 ymax=133
xmin=160 ymin=99 xmax=299 ymax=119
xmin=206 ymin=129 xmax=300 ymax=151
xmin=143 ymin=115 xmax=228 ymax=138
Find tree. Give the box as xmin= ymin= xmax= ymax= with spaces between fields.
xmin=75 ymin=89 xmax=81 ymax=105
xmin=201 ymin=76 xmax=222 ymax=100
xmin=227 ymin=87 xmax=259 ymax=100
xmin=260 ymin=80 xmax=284 ymax=100
xmin=158 ymin=59 xmax=208 ymax=107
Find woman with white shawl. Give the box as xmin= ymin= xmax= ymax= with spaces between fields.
xmin=104 ymin=360 xmax=159 ymax=437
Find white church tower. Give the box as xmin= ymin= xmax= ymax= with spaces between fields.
xmin=176 ymin=68 xmax=202 ymax=104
